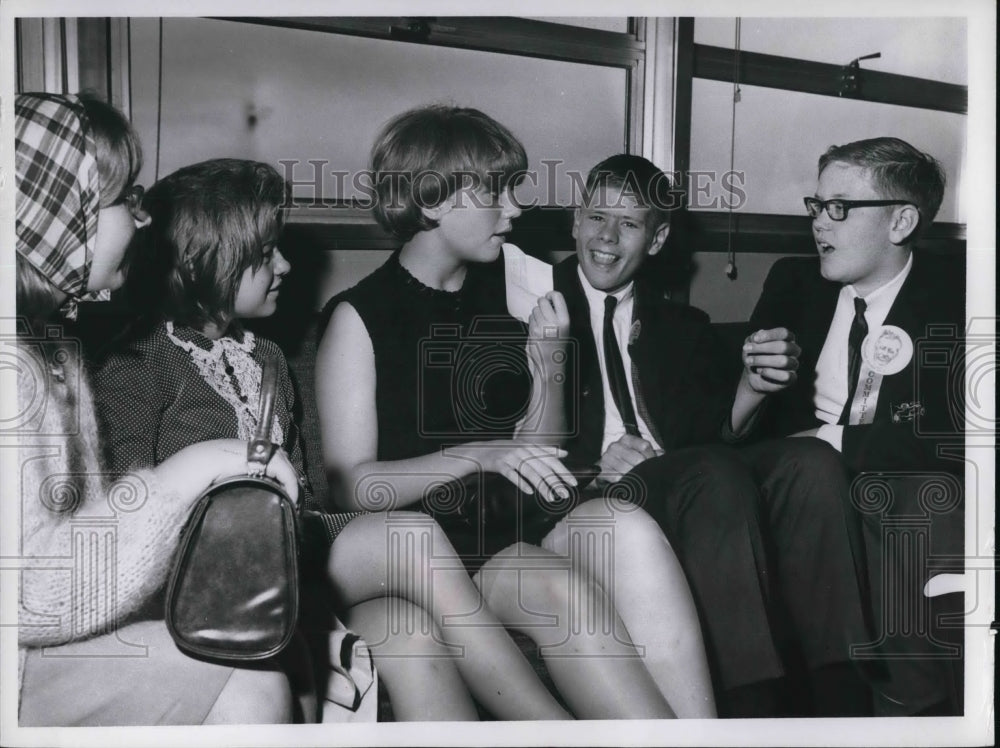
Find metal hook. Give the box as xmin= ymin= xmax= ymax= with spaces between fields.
xmin=839 ymin=52 xmax=881 ymax=98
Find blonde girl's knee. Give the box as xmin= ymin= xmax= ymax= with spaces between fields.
xmin=520 ymin=565 xmax=600 ymax=616
xmin=595 ymin=500 xmax=662 ymax=542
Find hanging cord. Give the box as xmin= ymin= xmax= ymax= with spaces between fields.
xmin=154 ymin=17 xmax=164 ymax=181
xmin=59 ymin=19 xmax=68 ymax=94
xmin=725 ymin=18 xmax=742 ymax=281
xmin=126 ymin=19 xmax=133 ymax=116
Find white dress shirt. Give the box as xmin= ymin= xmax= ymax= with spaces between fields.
xmin=813 ymin=254 xmax=913 ymax=450
xmin=577 ymin=266 xmax=662 ymax=454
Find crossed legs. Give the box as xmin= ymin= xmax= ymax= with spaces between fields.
xmin=342 ymin=597 xmax=479 ymax=721
xmin=475 ymin=541 xmax=677 ymax=718
xmin=474 ymin=500 xmax=716 ymax=718
xmin=325 ymin=511 xmax=570 ymax=720
xmin=540 ymin=500 xmax=716 ymax=718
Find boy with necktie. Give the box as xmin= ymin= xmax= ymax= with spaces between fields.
xmin=734 ymin=138 xmax=965 ymax=715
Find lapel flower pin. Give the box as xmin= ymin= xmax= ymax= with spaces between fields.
xmin=891 ymin=402 xmax=925 ymax=423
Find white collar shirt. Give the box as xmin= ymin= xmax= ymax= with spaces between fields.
xmin=577 ymin=266 xmax=662 ymax=454
xmin=813 ymin=253 xmax=914 ymax=428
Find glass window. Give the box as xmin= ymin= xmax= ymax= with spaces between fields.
xmin=523 ymin=17 xmax=631 ymax=34
xmin=129 ymin=17 xmax=627 ymax=206
xmin=694 ymin=17 xmax=967 ymax=85
xmin=688 ymin=79 xmax=966 ymax=222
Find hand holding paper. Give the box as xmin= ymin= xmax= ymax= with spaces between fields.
xmin=503 ymin=243 xmax=554 ymax=324
xmin=527 ymin=290 xmax=570 ymax=342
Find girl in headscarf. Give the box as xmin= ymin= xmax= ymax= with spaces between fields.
xmin=13 ymin=93 xmax=298 ymax=726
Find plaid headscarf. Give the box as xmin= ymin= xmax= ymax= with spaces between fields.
xmin=16 ymin=93 xmax=101 ymax=304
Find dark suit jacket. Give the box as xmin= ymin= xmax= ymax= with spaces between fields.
xmin=554 ymin=256 xmax=734 ymax=465
xmin=748 ymin=254 xmax=965 ymax=474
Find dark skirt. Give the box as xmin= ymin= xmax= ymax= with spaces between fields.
xmin=420 ymin=472 xmax=588 ymax=573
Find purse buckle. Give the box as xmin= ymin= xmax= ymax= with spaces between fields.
xmin=247 ymin=438 xmax=273 ymax=478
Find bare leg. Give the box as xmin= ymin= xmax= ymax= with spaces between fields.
xmin=343 ymin=597 xmax=479 ymax=721
xmin=475 ymin=543 xmax=675 ymax=719
xmin=204 ymin=668 xmax=293 ymax=724
xmin=274 ymin=629 xmax=318 ymax=722
xmin=541 ymin=500 xmax=717 ymax=718
xmin=19 ymin=620 xmax=290 ymax=726
xmin=326 ymin=512 xmax=570 ymax=720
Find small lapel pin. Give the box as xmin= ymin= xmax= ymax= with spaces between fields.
xmin=891 ymin=402 xmax=925 ymax=423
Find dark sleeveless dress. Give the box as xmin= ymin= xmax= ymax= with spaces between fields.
xmin=321 ymin=252 xmax=551 ymax=566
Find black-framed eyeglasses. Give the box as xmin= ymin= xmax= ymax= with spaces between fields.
xmin=803 ymin=197 xmax=914 ymax=221
xmin=114 ymin=184 xmax=146 ymax=219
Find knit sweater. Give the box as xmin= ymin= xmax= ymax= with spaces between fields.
xmin=14 ymin=342 xmax=191 ymax=684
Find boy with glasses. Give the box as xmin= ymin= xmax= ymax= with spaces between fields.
xmin=731 ymin=137 xmax=966 ymax=715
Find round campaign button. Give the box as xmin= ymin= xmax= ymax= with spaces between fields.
xmin=861 ymin=325 xmax=913 ymax=376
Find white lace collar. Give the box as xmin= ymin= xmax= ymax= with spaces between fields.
xmin=164 ymin=321 xmax=284 ymax=445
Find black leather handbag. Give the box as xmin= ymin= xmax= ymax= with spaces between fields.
xmin=166 ymin=355 xmax=300 ymax=661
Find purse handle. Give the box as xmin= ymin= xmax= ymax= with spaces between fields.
xmin=246 ymin=354 xmax=279 ymax=478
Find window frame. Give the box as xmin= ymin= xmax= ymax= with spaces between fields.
xmin=196 ymin=16 xmax=671 ymax=240
xmin=672 ymin=17 xmax=967 ymax=267
xmin=15 ymin=15 xmax=674 ymax=259
xmin=219 ymin=16 xmax=649 ymax=156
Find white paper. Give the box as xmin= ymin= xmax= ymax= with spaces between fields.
xmin=502 ymin=243 xmax=554 ymax=324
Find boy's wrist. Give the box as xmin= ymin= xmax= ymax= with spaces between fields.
xmin=738 ymin=370 xmax=770 ymax=401
xmin=528 ymin=341 xmax=569 ymax=377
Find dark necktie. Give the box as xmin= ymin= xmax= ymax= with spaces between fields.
xmin=840 ymin=296 xmax=869 ymax=425
xmin=603 ymin=295 xmax=640 ymax=437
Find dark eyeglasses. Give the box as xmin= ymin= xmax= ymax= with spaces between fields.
xmin=803 ymin=197 xmax=914 ymax=221
xmin=114 ymin=184 xmax=146 ymax=219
